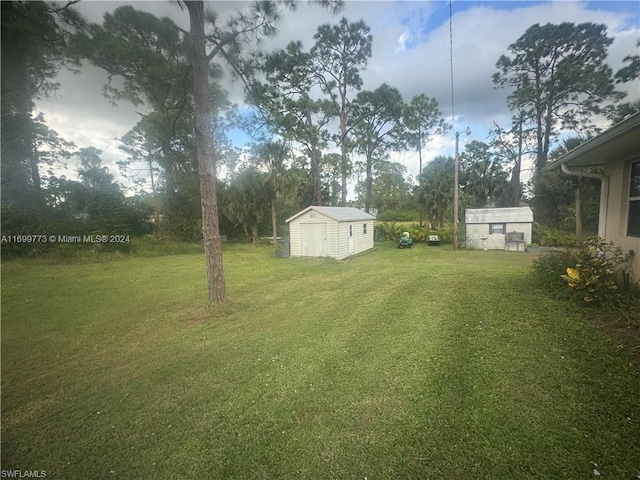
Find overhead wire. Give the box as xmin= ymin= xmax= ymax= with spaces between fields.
xmin=449 ymin=0 xmax=455 ymax=134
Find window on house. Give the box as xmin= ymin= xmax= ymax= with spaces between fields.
xmin=349 ymin=224 xmax=353 ymax=237
xmin=489 ymin=223 xmax=505 ymax=234
xmin=363 ymin=224 xmax=367 ymax=235
xmin=310 ymin=212 xmax=316 ymax=219
xmin=628 ymin=161 xmax=640 ymax=237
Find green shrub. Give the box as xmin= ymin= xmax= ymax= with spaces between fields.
xmin=531 ymin=221 xmax=541 ymax=245
xmin=536 ymin=226 xmax=579 ymax=247
xmin=560 ymin=237 xmax=634 ymax=304
xmin=409 ymin=225 xmax=428 ymax=243
xmin=532 ymin=237 xmax=639 ymax=319
xmin=374 ymin=222 xmax=454 ymax=245
xmin=375 ymin=222 xmax=403 ymax=242
xmin=531 ymin=248 xmax=579 ymax=293
xmin=376 ymin=209 xmax=419 ymax=222
xmin=435 ymin=224 xmax=453 ymax=245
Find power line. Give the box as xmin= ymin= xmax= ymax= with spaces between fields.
xmin=449 ymin=0 xmax=455 ymax=134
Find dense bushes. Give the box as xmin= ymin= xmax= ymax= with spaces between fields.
xmin=533 ymin=224 xmax=580 ymax=247
xmin=376 ymin=209 xmax=420 ymax=222
xmin=375 ymin=222 xmax=452 ymax=244
xmin=532 ymin=237 xmax=638 ymax=320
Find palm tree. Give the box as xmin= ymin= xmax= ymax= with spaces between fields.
xmin=416 ymin=156 xmax=454 ymax=228
xmin=224 ymin=167 xmax=267 ymax=244
xmin=460 ymin=141 xmax=510 ymax=208
xmin=403 ymin=94 xmax=447 ymax=224
xmin=549 ymin=136 xmax=587 ymax=237
xmin=254 ymin=140 xmax=292 ymax=247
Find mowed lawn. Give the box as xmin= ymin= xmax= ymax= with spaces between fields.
xmin=2 ymin=244 xmax=639 ymax=479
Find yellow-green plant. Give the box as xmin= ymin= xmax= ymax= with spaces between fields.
xmin=560 ymin=237 xmax=634 ymax=304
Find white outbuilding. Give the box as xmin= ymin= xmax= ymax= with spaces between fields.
xmin=286 ymin=206 xmax=375 ymax=259
xmin=465 ymin=207 xmax=534 ymax=251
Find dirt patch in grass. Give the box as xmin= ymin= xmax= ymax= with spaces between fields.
xmin=2 ymin=396 xmax=60 ymax=428
xmin=175 ymin=302 xmax=244 ymax=324
xmin=594 ymin=317 xmax=640 ymax=368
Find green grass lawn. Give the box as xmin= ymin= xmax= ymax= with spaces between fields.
xmin=2 ymin=243 xmax=639 ymax=479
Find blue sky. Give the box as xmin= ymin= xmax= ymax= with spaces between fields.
xmin=36 ymin=1 xmax=640 ymax=192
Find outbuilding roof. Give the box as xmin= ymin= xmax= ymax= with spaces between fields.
xmin=286 ymin=206 xmax=376 ymax=223
xmin=465 ymin=207 xmax=533 ymax=224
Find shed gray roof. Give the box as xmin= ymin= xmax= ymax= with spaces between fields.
xmin=465 ymin=207 xmax=533 ymax=224
xmin=286 ymin=206 xmax=376 ymax=223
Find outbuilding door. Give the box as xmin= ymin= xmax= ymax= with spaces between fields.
xmin=300 ymin=223 xmax=327 ymax=257
xmin=348 ymin=223 xmax=355 ymax=254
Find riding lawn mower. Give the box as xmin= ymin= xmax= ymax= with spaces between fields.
xmin=397 ymin=231 xmax=413 ymax=249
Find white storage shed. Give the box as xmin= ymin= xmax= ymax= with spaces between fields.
xmin=465 ymin=207 xmax=534 ymax=251
xmin=286 ymin=206 xmax=375 ymax=259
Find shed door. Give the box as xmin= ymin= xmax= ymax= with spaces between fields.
xmin=300 ymin=223 xmax=327 ymax=257
xmin=348 ymin=223 xmax=355 ymax=254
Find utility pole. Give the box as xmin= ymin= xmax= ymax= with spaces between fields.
xmin=453 ymin=127 xmax=470 ymax=250
xmin=419 ymin=136 xmax=424 ymax=227
xmin=453 ymin=130 xmax=460 ymax=250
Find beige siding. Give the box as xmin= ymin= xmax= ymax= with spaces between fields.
xmin=506 ymin=223 xmax=532 ymax=245
xmin=289 ymin=211 xmax=374 ymax=259
xmin=605 ymin=157 xmax=640 ymax=274
xmin=466 ymin=222 xmax=532 ymax=250
xmin=466 ymin=224 xmax=489 ymax=249
xmin=290 ymin=222 xmax=301 ymax=256
xmin=325 ymin=222 xmax=339 ymax=258
xmin=337 ymin=223 xmax=348 ymax=259
xmin=336 ymin=220 xmax=375 ymax=260
xmin=289 ymin=210 xmax=333 ymax=257
xmin=466 ymin=224 xmax=503 ymax=249
xmin=354 ymin=220 xmax=374 ymax=253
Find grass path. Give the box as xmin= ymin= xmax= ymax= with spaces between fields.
xmin=2 ymin=244 xmax=639 ymax=479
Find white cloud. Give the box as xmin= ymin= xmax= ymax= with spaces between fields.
xmin=396 ymin=30 xmax=412 ymax=51
xmin=33 ymin=0 xmax=640 ymax=194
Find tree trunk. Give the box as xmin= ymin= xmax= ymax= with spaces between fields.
xmin=242 ymin=223 xmax=249 ymax=243
xmin=161 ymin=142 xmax=176 ymax=212
xmin=148 ymin=156 xmax=161 ymax=230
xmin=311 ymin=145 xmax=321 ymax=206
xmin=186 ymin=0 xmax=227 ymax=304
xmin=535 ymin=113 xmax=545 ymax=176
xmin=512 ymin=120 xmax=522 ymax=207
xmin=365 ymin=154 xmax=373 ymax=213
xmin=148 ymin=156 xmax=156 ymax=194
xmin=307 ymin=109 xmax=321 ymax=205
xmin=29 ymin=146 xmax=42 ymax=205
xmin=271 ymin=196 xmax=278 ymax=247
xmin=418 ymin=137 xmax=423 ymax=226
xmin=340 ymin=110 xmax=348 ymax=207
xmin=540 ymin=101 xmax=553 ymax=170
xmin=340 ymin=167 xmax=347 ymax=206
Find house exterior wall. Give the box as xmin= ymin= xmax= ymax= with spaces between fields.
xmin=289 ymin=210 xmax=374 ymax=259
xmin=466 ymin=222 xmax=532 ymax=250
xmin=604 ymin=157 xmax=640 ymax=274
